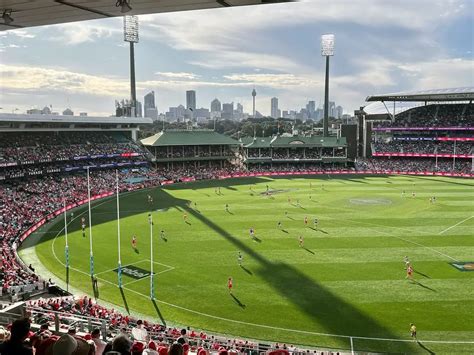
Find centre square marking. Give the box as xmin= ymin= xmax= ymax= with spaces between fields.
xmin=114 ymin=261 xmax=174 ymax=280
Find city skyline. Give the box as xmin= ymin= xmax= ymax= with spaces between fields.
xmin=0 ymin=0 xmax=472 ymax=116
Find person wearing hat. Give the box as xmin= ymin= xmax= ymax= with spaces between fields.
xmin=0 ymin=318 xmax=33 ymax=355
xmin=47 ymin=333 xmax=95 ymax=355
xmin=91 ymin=328 xmax=107 ymax=355
xmin=142 ymin=341 xmax=158 ymax=355
xmin=111 ymin=334 xmax=132 ymax=355
xmin=131 ymin=341 xmax=144 ymax=354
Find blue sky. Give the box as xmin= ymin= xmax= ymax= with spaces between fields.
xmin=0 ymin=0 xmax=473 ymax=116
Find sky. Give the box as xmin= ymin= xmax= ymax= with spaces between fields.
xmin=0 ymin=0 xmax=473 ymax=117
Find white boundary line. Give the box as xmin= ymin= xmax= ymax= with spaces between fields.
xmin=42 ymin=185 xmax=474 ymax=346
xmin=438 ymin=215 xmax=474 ymax=235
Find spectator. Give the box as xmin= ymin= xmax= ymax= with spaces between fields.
xmin=0 ymin=318 xmax=33 ymax=355
xmin=91 ymin=328 xmax=107 ymax=355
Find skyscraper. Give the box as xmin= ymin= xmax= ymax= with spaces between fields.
xmin=186 ymin=90 xmax=196 ymax=111
xmin=222 ymin=102 xmax=234 ymax=120
xmin=211 ymin=98 xmax=221 ymax=113
xmin=336 ymin=105 xmax=343 ymax=119
xmin=271 ymin=97 xmax=279 ymax=118
xmin=136 ymin=101 xmax=142 ymax=118
xmin=306 ymin=101 xmax=316 ymax=119
xmin=144 ymin=91 xmax=157 ymax=119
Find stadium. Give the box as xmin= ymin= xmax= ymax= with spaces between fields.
xmin=1 ymin=2 xmax=474 ymax=355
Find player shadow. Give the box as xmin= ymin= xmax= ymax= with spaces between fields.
xmin=416 ymin=340 xmax=435 ymax=354
xmin=240 ymin=265 xmax=253 ymax=275
xmin=412 ymin=280 xmax=436 ymax=292
xmin=414 ymin=270 xmax=430 ymax=279
xmin=252 ymin=236 xmax=262 ymax=243
xmin=281 ymin=229 xmax=289 ymax=234
xmin=299 ymin=206 xmax=306 ymax=210
xmin=185 ymin=221 xmax=191 ymax=225
xmin=92 ymin=277 xmax=99 ymax=299
xmin=286 ymin=216 xmax=295 ymax=220
xmin=303 ymin=247 xmax=315 ymax=255
xmin=226 ymin=210 xmax=234 ymax=215
xmin=230 ymin=293 xmax=246 ymax=309
xmin=318 ymin=229 xmax=329 ymax=235
xmin=183 ymin=203 xmax=417 ymax=353
xmin=161 ymin=237 xmax=168 ymax=243
xmin=119 ymin=287 xmax=130 ymax=314
xmin=151 ymin=299 xmax=167 ymax=326
xmin=134 ymin=248 xmax=140 ymax=254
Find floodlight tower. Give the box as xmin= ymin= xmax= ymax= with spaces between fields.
xmin=252 ymin=88 xmax=257 ymax=118
xmin=321 ymin=34 xmax=335 ymax=137
xmin=124 ymin=16 xmax=139 ymax=117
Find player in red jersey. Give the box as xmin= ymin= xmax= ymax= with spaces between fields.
xmin=304 ymin=216 xmax=308 ymax=226
xmin=227 ymin=277 xmax=233 ymax=293
xmin=406 ymin=265 xmax=413 ymax=280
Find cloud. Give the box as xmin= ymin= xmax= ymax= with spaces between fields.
xmin=155 ymin=72 xmax=201 ymax=80
xmin=47 ymin=20 xmax=120 ymax=45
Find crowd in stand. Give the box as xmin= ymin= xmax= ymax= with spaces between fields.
xmin=374 ymin=103 xmax=473 ymax=128
xmin=356 ymin=158 xmax=472 ymax=174
xmin=153 ymin=146 xmax=234 ymax=159
xmin=19 ymin=296 xmax=336 ymax=355
xmin=249 ymin=148 xmax=344 ymax=160
xmin=373 ymin=140 xmax=473 ymax=155
xmin=0 ymin=132 xmax=143 ymax=166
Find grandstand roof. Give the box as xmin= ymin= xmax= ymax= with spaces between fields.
xmin=245 ymin=135 xmax=347 ymax=148
xmin=366 ymin=87 xmax=474 ymax=102
xmin=141 ymin=130 xmax=240 ymax=146
xmin=1 ymin=0 xmax=292 ymax=31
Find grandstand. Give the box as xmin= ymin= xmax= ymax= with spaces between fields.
xmin=355 ymin=87 xmax=473 ymax=175
xmin=141 ymin=130 xmax=240 ymax=170
xmin=243 ymin=135 xmax=347 ymax=169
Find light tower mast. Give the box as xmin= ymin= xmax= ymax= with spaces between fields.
xmin=252 ymin=88 xmax=257 ymax=118
xmin=321 ymin=34 xmax=335 ymax=137
xmin=124 ymin=16 xmax=139 ymax=117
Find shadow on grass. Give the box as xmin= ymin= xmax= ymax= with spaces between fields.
xmin=412 ymin=280 xmax=436 ymax=292
xmin=281 ymin=229 xmax=288 ymax=234
xmin=414 ymin=270 xmax=430 ymax=279
xmin=252 ymin=236 xmax=262 ymax=243
xmin=226 ymin=210 xmax=234 ymax=215
xmin=152 ymin=299 xmax=167 ymax=326
xmin=417 ymin=340 xmax=435 ymax=354
xmin=134 ymin=248 xmax=140 ymax=254
xmin=303 ymin=247 xmax=315 ymax=255
xmin=240 ymin=265 xmax=253 ymax=275
xmin=230 ymin=293 xmax=246 ymax=309
xmin=119 ymin=287 xmax=130 ymax=314
xmin=184 ymin=203 xmax=416 ymax=352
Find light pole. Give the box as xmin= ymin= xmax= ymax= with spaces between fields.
xmin=321 ymin=34 xmax=335 ymax=137
xmin=124 ymin=16 xmax=139 ymax=117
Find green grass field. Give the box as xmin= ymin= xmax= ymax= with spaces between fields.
xmin=21 ymin=175 xmax=474 ymax=353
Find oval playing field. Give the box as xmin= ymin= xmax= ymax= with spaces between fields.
xmin=20 ymin=175 xmax=474 ymax=353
